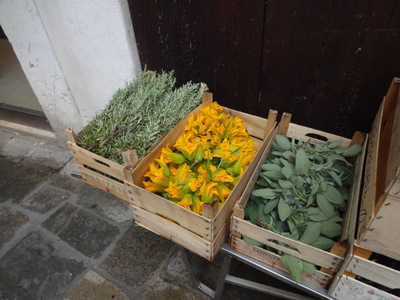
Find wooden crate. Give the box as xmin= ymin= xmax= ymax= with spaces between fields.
xmin=229 ymin=112 xmax=367 ymax=288
xmin=66 ymin=95 xmax=209 ymax=201
xmin=356 ymin=77 xmax=400 ymax=260
xmin=124 ymin=92 xmax=278 ymax=261
xmin=329 ymin=247 xmax=400 ymax=300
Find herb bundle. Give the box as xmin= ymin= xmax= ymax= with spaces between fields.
xmin=244 ymin=135 xmax=362 ymax=282
xmin=76 ymin=71 xmax=205 ymax=164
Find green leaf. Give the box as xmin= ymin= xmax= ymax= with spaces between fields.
xmin=278 ymin=179 xmax=294 ymax=189
xmin=281 ymin=166 xmax=294 ymax=179
xmin=264 ymin=199 xmax=279 ymax=215
xmin=311 ymin=184 xmax=320 ymax=196
xmin=311 ymin=236 xmax=335 ymax=250
xmin=329 ymin=171 xmax=342 ymax=186
xmin=300 ymin=222 xmax=321 ymax=245
xmin=247 ymin=206 xmax=258 ymax=224
xmin=282 ymin=151 xmax=295 ymax=160
xmin=294 ymin=148 xmax=310 ymax=175
xmin=280 ymin=254 xmax=303 ymax=283
xmin=327 ymin=215 xmax=343 ymax=223
xmin=287 ymin=220 xmax=299 ymax=239
xmin=327 ymin=154 xmax=351 ymax=166
xmin=278 ymin=198 xmax=291 ymax=222
xmin=342 ymin=144 xmax=362 ymax=157
xmin=302 ymin=261 xmax=316 ymax=274
xmin=272 ymin=142 xmax=284 ymax=152
xmin=308 ymin=210 xmax=330 ymax=222
xmin=276 ymin=135 xmax=292 ymax=151
xmin=328 ymin=140 xmax=343 ymax=149
xmin=306 ymin=194 xmax=315 ymax=207
xmin=321 ymin=220 xmax=342 ymax=238
xmin=256 ymin=178 xmax=270 ymax=187
xmin=317 ymin=194 xmax=335 ymax=218
xmin=262 ymin=163 xmax=282 ymax=172
xmin=243 ymin=235 xmax=264 ymax=247
xmin=323 ymin=185 xmax=343 ymax=205
xmin=262 ymin=170 xmax=285 ymax=180
xmin=252 ymin=188 xmax=277 ymax=199
xmin=257 ymin=203 xmax=265 ymax=219
xmin=306 ymin=207 xmax=321 ymax=215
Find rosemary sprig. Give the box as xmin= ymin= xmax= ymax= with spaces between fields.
xmin=76 ymin=70 xmax=205 ymax=164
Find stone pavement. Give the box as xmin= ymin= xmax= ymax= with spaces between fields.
xmin=0 ymin=127 xmax=312 ymax=300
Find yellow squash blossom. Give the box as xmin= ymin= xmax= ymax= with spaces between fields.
xmin=143 ymin=101 xmax=258 ymax=215
xmin=197 ymin=181 xmax=219 ymax=203
xmin=162 ymin=146 xmax=186 ymax=164
xmin=176 ymin=193 xmax=193 ymax=210
xmin=165 ymin=181 xmax=184 ymax=201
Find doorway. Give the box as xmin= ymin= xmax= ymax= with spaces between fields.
xmin=0 ymin=32 xmax=53 ymax=134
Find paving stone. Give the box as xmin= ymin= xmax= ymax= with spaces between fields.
xmin=165 ymin=249 xmax=196 ymax=287
xmin=77 ymin=185 xmax=133 ymax=224
xmin=49 ymin=174 xmax=87 ymax=194
xmin=0 ymin=130 xmax=32 ymax=159
xmin=141 ymin=273 xmax=210 ymax=300
xmin=0 ymin=207 xmax=29 ymax=247
xmin=0 ymin=230 xmax=85 ymax=300
xmin=66 ymin=270 xmax=133 ymax=300
xmin=20 ymin=186 xmax=71 ymax=214
xmin=100 ymin=224 xmax=174 ymax=288
xmin=0 ymin=157 xmax=47 ymax=203
xmin=42 ymin=203 xmax=120 ymax=258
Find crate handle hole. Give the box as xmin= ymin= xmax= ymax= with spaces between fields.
xmin=94 ymin=159 xmax=111 ymax=168
xmin=305 ymin=133 xmax=328 ymax=142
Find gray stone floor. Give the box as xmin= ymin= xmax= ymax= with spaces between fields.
xmin=0 ymin=127 xmax=313 ymax=300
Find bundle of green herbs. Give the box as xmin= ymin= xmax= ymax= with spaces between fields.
xmin=244 ymin=134 xmax=362 ymax=282
xmin=76 ymin=70 xmax=206 ymax=164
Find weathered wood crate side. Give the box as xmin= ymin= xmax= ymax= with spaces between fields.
xmin=330 ymin=275 xmax=400 ymax=300
xmin=124 ymin=94 xmax=278 ymax=260
xmin=130 ymin=204 xmax=230 ymax=261
xmin=329 ymin=246 xmax=400 ymax=300
xmin=66 ymin=95 xmax=211 ymax=201
xmin=356 ymin=77 xmax=400 ymax=260
xmin=66 ymin=128 xmax=130 ymax=200
xmin=230 ymin=113 xmax=366 ymax=288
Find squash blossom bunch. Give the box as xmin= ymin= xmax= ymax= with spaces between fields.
xmin=143 ymin=102 xmax=257 ymax=214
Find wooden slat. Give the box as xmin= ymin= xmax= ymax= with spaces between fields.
xmin=357 ymin=97 xmax=384 ymax=241
xmin=235 ymin=127 xmax=278 ymax=210
xmin=126 ymin=182 xmax=212 ymax=238
xmin=131 ymin=205 xmax=229 ymax=261
xmin=231 ymin=217 xmax=343 ymax=270
xmin=287 ymin=123 xmax=352 ymax=148
xmin=358 ymin=194 xmax=400 ymax=261
xmin=347 ymin=256 xmax=400 ymax=289
xmin=78 ymin=164 xmax=127 ymax=200
xmin=378 ymin=78 xmax=400 ymax=195
xmin=69 ymin=143 xmax=126 ymax=176
xmin=230 ymin=236 xmax=332 ymax=288
xmin=340 ymin=134 xmax=368 ymax=241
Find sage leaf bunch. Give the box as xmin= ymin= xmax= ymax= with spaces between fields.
xmin=244 ymin=134 xmax=361 ymax=282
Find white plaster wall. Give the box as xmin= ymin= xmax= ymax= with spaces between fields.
xmin=0 ymin=0 xmax=141 ymax=144
xmin=35 ymin=0 xmax=141 ymax=123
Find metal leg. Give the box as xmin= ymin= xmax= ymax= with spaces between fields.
xmin=180 ymin=247 xmax=201 ymax=284
xmin=213 ymin=255 xmax=232 ymax=299
xmin=224 ymin=275 xmax=316 ymax=300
